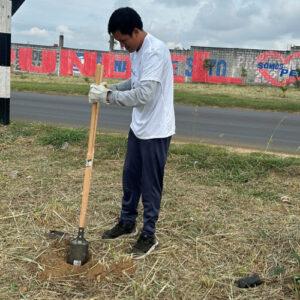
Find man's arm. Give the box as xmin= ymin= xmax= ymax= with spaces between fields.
xmin=107 ymin=80 xmax=160 ymax=107
xmin=109 ymin=79 xmax=132 ymax=91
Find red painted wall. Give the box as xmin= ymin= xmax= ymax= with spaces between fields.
xmin=60 ymin=50 xmax=97 ymax=76
xmin=11 ymin=45 xmax=299 ymax=86
xmin=18 ymin=48 xmax=57 ymax=73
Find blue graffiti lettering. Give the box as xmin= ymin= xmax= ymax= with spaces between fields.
xmin=172 ymin=60 xmax=180 ymax=75
xmin=258 ymin=63 xmax=284 ymax=70
xmin=257 ymin=62 xmax=299 ymax=77
xmin=207 ymin=59 xmax=227 ymax=77
xmin=208 ymin=59 xmax=217 ymax=76
xmin=185 ymin=57 xmax=193 ymax=77
xmin=290 ymin=70 xmax=299 ymax=77
xmin=280 ymin=69 xmax=289 ymax=76
xmin=114 ymin=60 xmax=126 ymax=72
xmin=216 ymin=60 xmax=226 ymax=77
xmin=257 ymin=62 xmax=263 ymax=69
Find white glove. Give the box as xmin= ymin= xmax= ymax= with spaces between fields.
xmin=88 ymin=83 xmax=111 ymax=104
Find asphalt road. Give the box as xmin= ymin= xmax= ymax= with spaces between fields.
xmin=10 ymin=91 xmax=300 ymax=154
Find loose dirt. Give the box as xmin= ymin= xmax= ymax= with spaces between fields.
xmin=35 ymin=240 xmax=135 ymax=282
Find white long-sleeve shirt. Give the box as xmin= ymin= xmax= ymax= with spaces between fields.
xmin=107 ymin=33 xmax=175 ymax=139
xmin=108 ymin=79 xmax=160 ymax=107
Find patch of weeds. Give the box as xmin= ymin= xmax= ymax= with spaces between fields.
xmin=10 ymin=282 xmax=18 ymax=292
xmin=95 ymin=134 xmax=127 ymax=160
xmin=9 ymin=122 xmax=39 ymax=138
xmin=170 ymin=144 xmax=300 ymax=184
xmin=269 ymin=265 xmax=286 ymax=277
xmin=280 ymin=86 xmax=288 ymax=98
xmin=291 ymin=250 xmax=300 ymax=266
xmin=241 ymin=67 xmax=247 ymax=84
xmin=258 ymin=229 xmax=269 ymax=238
xmin=37 ymin=127 xmax=87 ymax=148
xmin=241 ymin=187 xmax=279 ymax=201
xmin=11 ymin=81 xmax=89 ymax=95
xmin=0 ymin=122 xmax=39 ymax=144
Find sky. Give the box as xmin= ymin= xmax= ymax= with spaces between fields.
xmin=11 ymin=0 xmax=300 ymax=51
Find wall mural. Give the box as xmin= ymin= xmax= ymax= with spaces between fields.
xmin=10 ymin=45 xmax=300 ymax=86
xmin=256 ymin=51 xmax=300 ymax=87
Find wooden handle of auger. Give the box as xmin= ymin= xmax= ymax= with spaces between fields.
xmin=79 ymin=64 xmax=104 ymax=228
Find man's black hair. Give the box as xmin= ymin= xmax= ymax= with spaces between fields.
xmin=108 ymin=7 xmax=143 ymax=36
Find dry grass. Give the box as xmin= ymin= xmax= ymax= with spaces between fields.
xmin=1 ymin=122 xmax=300 ymax=299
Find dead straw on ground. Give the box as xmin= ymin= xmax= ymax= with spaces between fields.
xmin=1 ymin=123 xmax=300 ymax=299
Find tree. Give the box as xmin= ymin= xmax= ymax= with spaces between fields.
xmin=280 ymin=86 xmax=288 ymax=98
xmin=241 ymin=67 xmax=247 ymax=85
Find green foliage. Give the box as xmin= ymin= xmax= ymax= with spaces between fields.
xmin=37 ymin=127 xmax=87 ymax=148
xmin=241 ymin=67 xmax=247 ymax=78
xmin=10 ymin=282 xmax=18 ymax=292
xmin=203 ymin=59 xmax=216 ymax=70
xmin=269 ymin=265 xmax=286 ymax=277
xmin=292 ymin=250 xmax=300 ymax=265
xmin=280 ymin=85 xmax=288 ymax=98
xmin=84 ymin=77 xmax=90 ymax=83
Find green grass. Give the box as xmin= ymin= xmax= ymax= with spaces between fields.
xmin=175 ymin=90 xmax=300 ymax=112
xmin=11 ymin=73 xmax=300 ymax=112
xmin=171 ymin=143 xmax=299 ymax=184
xmin=37 ymin=127 xmax=87 ymax=148
xmin=11 ymin=81 xmax=89 ymax=95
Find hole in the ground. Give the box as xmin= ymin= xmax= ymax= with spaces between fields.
xmin=32 ymin=240 xmax=135 ymax=282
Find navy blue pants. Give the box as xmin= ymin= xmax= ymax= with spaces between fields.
xmin=120 ymin=129 xmax=172 ymax=236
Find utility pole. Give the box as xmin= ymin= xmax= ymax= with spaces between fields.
xmin=109 ymin=34 xmax=115 ymax=52
xmin=0 ymin=0 xmax=12 ymax=125
xmin=59 ymin=34 xmax=64 ymax=47
xmin=57 ymin=34 xmax=64 ymax=76
xmin=0 ymin=0 xmax=25 ymax=125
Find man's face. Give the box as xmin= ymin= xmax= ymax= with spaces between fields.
xmin=113 ymin=29 xmax=140 ymax=53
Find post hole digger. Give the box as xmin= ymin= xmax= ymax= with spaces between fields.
xmin=49 ymin=64 xmax=104 ymax=266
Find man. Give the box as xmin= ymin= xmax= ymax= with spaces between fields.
xmin=89 ymin=7 xmax=175 ymax=259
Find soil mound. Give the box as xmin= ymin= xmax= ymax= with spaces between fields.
xmin=35 ymin=240 xmax=135 ymax=282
